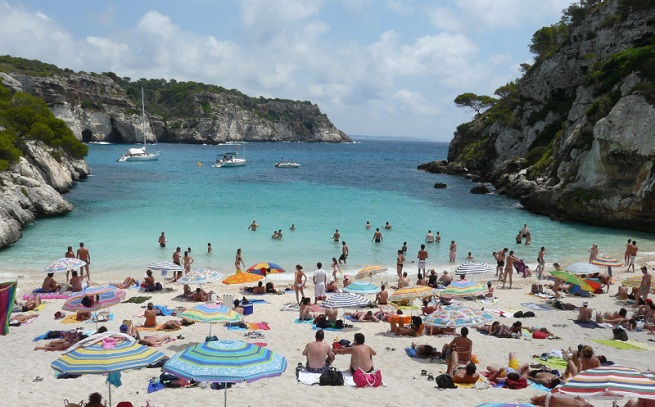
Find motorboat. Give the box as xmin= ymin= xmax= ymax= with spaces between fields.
xmin=275 ymin=160 xmax=300 ymax=168
xmin=212 ymin=145 xmax=246 ymax=167
xmin=117 ymin=88 xmax=160 ymax=162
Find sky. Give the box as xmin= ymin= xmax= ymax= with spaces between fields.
xmin=0 ymin=0 xmax=574 ymax=142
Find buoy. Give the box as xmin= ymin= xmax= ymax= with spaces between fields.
xmin=197 ymin=162 xmax=202 ymax=167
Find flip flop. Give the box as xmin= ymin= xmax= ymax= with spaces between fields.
xmin=427 ymin=373 xmax=434 ymax=381
xmin=421 ymin=369 xmax=427 ymax=376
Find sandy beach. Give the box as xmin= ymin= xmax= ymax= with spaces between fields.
xmin=5 ymin=256 xmax=655 ymax=407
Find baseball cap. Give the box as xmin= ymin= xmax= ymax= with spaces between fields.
xmin=582 ymin=301 xmax=588 ymax=307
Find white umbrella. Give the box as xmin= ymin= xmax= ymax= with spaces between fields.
xmin=454 ymin=262 xmax=494 ymax=279
xmin=567 ymin=262 xmax=600 ymax=275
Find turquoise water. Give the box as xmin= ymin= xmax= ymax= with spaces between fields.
xmin=2 ymin=140 xmax=654 ymax=281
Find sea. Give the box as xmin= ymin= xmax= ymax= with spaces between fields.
xmin=2 ymin=139 xmax=654 ymax=283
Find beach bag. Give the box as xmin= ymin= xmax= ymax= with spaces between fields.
xmin=524 ymin=311 xmax=535 ymax=318
xmin=435 ymin=373 xmax=457 ymax=389
xmin=513 ymin=311 xmax=524 ymax=318
xmin=353 ymin=368 xmax=382 ymax=388
xmin=334 ymin=320 xmax=344 ymax=329
xmin=319 ymin=367 xmax=344 ymax=386
xmin=613 ymin=326 xmax=628 ymax=341
xmin=314 ymin=314 xmax=328 ymax=328
xmin=154 ymin=282 xmax=163 ymax=291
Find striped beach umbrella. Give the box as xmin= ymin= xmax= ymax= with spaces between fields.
xmin=355 ymin=265 xmax=388 ymax=280
xmin=321 ymin=293 xmax=370 ymax=309
xmin=179 ymin=303 xmax=242 ymax=336
xmin=62 ymin=286 xmax=125 ymax=312
xmin=424 ymin=306 xmax=493 ymax=328
xmin=591 ymin=255 xmax=623 ymax=267
xmin=246 ymin=262 xmax=285 ymax=275
xmin=557 ymin=365 xmax=655 ymax=401
xmin=550 ymin=270 xmax=594 ymax=292
xmin=222 ymin=271 xmax=264 ymax=285
xmin=164 ymin=340 xmax=287 ymax=407
xmin=52 ymin=333 xmax=166 ymax=407
xmin=176 ymin=269 xmax=223 ymax=285
xmin=42 ymin=258 xmax=87 ymax=274
xmin=146 ymin=261 xmax=184 ymax=272
xmin=389 ymin=286 xmax=438 ymax=302
xmin=621 ymin=275 xmax=655 ymax=293
xmin=440 ymin=280 xmax=486 ymax=298
xmin=566 ymin=262 xmax=600 ymax=275
xmin=454 ymin=262 xmax=494 ymax=277
xmin=343 ymin=282 xmax=381 ymax=295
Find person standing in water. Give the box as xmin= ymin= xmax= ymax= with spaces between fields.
xmin=372 ymin=228 xmax=383 ymax=243
xmin=248 ymin=220 xmax=259 ymax=231
xmin=183 ymin=251 xmax=194 ymax=275
xmin=339 ymin=241 xmax=349 ymax=264
xmin=158 ymin=232 xmax=167 ymax=248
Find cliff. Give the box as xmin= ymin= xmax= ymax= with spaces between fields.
xmin=0 ymin=140 xmax=89 ymax=248
xmin=431 ymin=0 xmax=655 ymax=231
xmin=0 ymin=59 xmax=351 ymax=144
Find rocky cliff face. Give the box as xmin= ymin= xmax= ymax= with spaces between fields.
xmin=0 ymin=70 xmax=350 ymax=144
xmin=441 ymin=0 xmax=655 ymax=231
xmin=0 ymin=140 xmax=90 ymax=248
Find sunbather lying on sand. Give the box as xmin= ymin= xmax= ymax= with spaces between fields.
xmin=345 ymin=311 xmax=379 ymax=322
xmin=139 ymin=335 xmax=173 ymax=347
xmin=410 ymin=342 xmax=440 ymax=359
xmin=34 ymin=339 xmax=76 ymax=351
xmin=10 ymin=313 xmax=39 ymax=323
xmin=531 ymin=393 xmax=595 ymax=407
xmin=114 ymin=277 xmax=136 ymax=289
xmin=16 ymin=295 xmax=41 ymax=312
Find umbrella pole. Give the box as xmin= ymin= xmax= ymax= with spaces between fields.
xmin=108 ymin=380 xmax=112 ymax=407
xmin=224 ymin=384 xmax=228 ymax=407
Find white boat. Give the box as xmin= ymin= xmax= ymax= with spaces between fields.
xmin=117 ymin=89 xmax=160 ymax=162
xmin=275 ymin=160 xmax=300 ymax=168
xmin=212 ymin=145 xmax=246 ymax=167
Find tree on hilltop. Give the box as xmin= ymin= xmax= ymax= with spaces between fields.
xmin=454 ymin=92 xmax=496 ymax=115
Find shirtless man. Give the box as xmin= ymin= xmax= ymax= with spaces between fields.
xmin=536 ymin=247 xmax=546 ymax=279
xmin=452 ymin=363 xmax=479 ymax=384
xmin=398 ymin=272 xmax=410 ymax=288
xmin=375 ymin=284 xmax=388 ymax=305
xmin=139 ymin=335 xmax=172 ymax=347
xmin=442 ymin=327 xmax=473 ymax=376
xmin=564 ymin=345 xmax=600 ymax=377
xmin=417 ymin=244 xmax=428 ymax=277
xmin=438 ymin=271 xmax=453 ymax=287
xmin=294 ymin=264 xmax=307 ymax=304
xmin=77 ymin=242 xmax=91 ymax=280
xmin=333 ymin=333 xmax=376 ymax=374
xmin=339 ymin=241 xmax=348 ymax=264
xmin=302 ymin=329 xmax=335 ymax=374
xmin=496 ymin=248 xmax=508 ymax=278
xmin=42 ymin=273 xmax=60 ymax=293
xmin=172 ymin=247 xmax=182 ymax=266
xmin=332 ymin=229 xmax=340 ymax=242
xmin=624 ymin=239 xmax=633 ymax=265
xmin=626 ymin=241 xmax=638 ymax=272
xmin=144 ymin=302 xmax=158 ymax=327
xmin=248 ymin=220 xmax=259 ymax=231
xmin=384 ymin=222 xmax=392 ymax=230
xmin=636 ymin=265 xmax=652 ymax=304
xmin=372 ymin=228 xmax=383 ymax=243
xmin=70 ymin=270 xmax=84 ymax=292
xmin=158 ymin=232 xmax=166 ymax=248
xmin=345 ymin=310 xmax=379 ymax=322
xmin=577 ymin=301 xmax=592 ymax=322
xmin=426 ymin=230 xmax=435 ymax=243
xmin=502 ymin=250 xmax=517 ymax=289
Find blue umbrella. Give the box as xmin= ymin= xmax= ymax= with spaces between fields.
xmin=343 ymin=281 xmax=380 ymax=294
xmin=164 ymin=340 xmax=287 ymax=406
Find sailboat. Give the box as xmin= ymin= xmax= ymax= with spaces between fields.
xmin=117 ymin=89 xmax=160 ymax=162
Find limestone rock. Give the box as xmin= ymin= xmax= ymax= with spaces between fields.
xmin=470 ymin=185 xmax=490 ymax=194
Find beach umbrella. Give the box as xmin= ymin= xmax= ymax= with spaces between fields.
xmin=62 ymin=286 xmax=125 ymax=312
xmin=621 ymin=275 xmax=655 ymax=293
xmin=550 ymin=270 xmax=594 ymax=292
xmin=389 ymin=286 xmax=438 ymax=302
xmin=41 ymin=258 xmax=87 ymax=274
xmin=321 ymin=292 xmax=370 ymax=309
xmin=176 ymin=268 xmax=223 ymax=286
xmin=246 ymin=262 xmax=285 ymax=275
xmin=222 ymin=271 xmax=264 ymax=285
xmin=557 ymin=365 xmax=655 ymax=402
xmin=355 ymin=265 xmax=388 ymax=281
xmin=52 ymin=333 xmax=166 ymax=407
xmin=440 ymin=280 xmax=486 ymax=298
xmin=454 ymin=261 xmax=494 ymax=279
xmin=343 ymin=282 xmax=381 ymax=295
xmin=178 ymin=303 xmax=242 ymax=336
xmin=164 ymin=340 xmax=287 ymax=407
xmin=566 ymin=262 xmax=600 ymax=275
xmin=591 ymin=255 xmax=623 ymax=268
xmin=424 ymin=306 xmax=493 ymax=328
xmin=146 ymin=261 xmax=184 ymax=289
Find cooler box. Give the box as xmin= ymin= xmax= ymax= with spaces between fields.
xmin=242 ymin=303 xmax=254 ymax=315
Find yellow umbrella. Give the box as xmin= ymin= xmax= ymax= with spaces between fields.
xmin=355 ymin=265 xmax=387 ymax=280
xmin=222 ymin=271 xmax=264 ymax=285
xmin=389 ymin=286 xmax=439 ymax=302
xmin=621 ymin=275 xmax=655 ymax=292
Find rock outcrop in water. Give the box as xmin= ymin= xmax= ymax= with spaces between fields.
xmin=0 ymin=59 xmax=350 ymax=144
xmin=421 ymin=0 xmax=655 ymax=232
xmin=0 ymin=140 xmax=89 ymax=248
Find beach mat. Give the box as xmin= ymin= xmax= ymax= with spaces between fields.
xmin=533 ymin=357 xmax=568 ymax=370
xmin=573 ymin=320 xmax=601 ymax=329
xmin=593 ymin=339 xmax=653 ymax=350
xmin=122 ymin=296 xmax=151 ymax=304
xmin=520 ymin=302 xmax=551 ymax=311
xmin=293 ymin=319 xmax=314 ymax=324
xmin=297 ymin=370 xmax=369 ymax=387
xmin=242 ymin=299 xmax=269 ymax=304
xmin=61 ymin=314 xmax=79 ymax=324
xmin=226 ymin=322 xmax=270 ymax=331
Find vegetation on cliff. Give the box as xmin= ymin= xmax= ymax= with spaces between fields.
xmin=0 ymin=84 xmax=87 ymax=171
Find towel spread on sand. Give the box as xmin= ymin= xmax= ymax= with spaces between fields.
xmin=294 ymin=319 xmax=314 ymax=324
xmin=61 ymin=314 xmax=80 ymax=324
xmin=122 ymin=296 xmax=151 ymax=304
xmin=573 ymin=320 xmax=601 ymax=329
xmin=520 ymin=302 xmax=551 ymax=311
xmin=226 ymin=322 xmax=270 ymax=331
xmin=533 ymin=357 xmax=568 ymax=369
xmin=297 ymin=370 xmax=363 ymax=387
xmin=593 ymin=339 xmax=653 ymax=350
xmin=527 ymin=293 xmax=555 ymax=300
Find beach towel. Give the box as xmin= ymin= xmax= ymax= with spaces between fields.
xmin=281 ymin=303 xmax=299 ymax=312
xmin=489 ymin=309 xmax=510 ymax=318
xmin=122 ymin=296 xmax=151 ymax=304
xmin=573 ymin=320 xmax=601 ymax=329
xmin=34 ymin=331 xmax=62 ymax=341
xmin=294 ymin=318 xmax=314 ymax=324
xmin=312 ymin=324 xmax=349 ymax=331
xmin=454 ymin=377 xmax=488 ymax=389
xmin=153 ymin=305 xmax=176 ymax=316
xmin=533 ymin=357 xmax=568 ymax=370
xmin=242 ymin=299 xmax=269 ymax=304
xmin=527 ymin=292 xmax=555 ymax=300
xmin=0 ymin=281 xmax=17 ymax=335
xmin=520 ymin=302 xmax=551 ymax=311
xmin=61 ymin=314 xmax=80 ymax=324
xmin=226 ymin=322 xmax=270 ymax=331
xmin=297 ymin=369 xmax=362 ymax=387
xmin=593 ymin=339 xmax=652 ymax=351
xmin=23 ymin=292 xmax=71 ymax=300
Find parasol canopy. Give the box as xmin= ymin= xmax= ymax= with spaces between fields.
xmin=355 ymin=265 xmax=388 ymax=280
xmin=321 ymin=293 xmax=370 ymax=309
xmin=62 ymin=286 xmax=126 ymax=312
xmin=566 ymin=262 xmax=600 ymax=275
xmin=222 ymin=271 xmax=264 ymax=285
xmin=424 ymin=306 xmax=493 ymax=328
xmin=42 ymin=258 xmax=87 ymax=274
xmin=389 ymin=286 xmax=439 ymax=302
xmin=343 ymin=282 xmax=381 ymax=294
xmin=440 ymin=280 xmax=486 ymax=298
xmin=176 ymin=269 xmax=223 ymax=285
xmin=550 ymin=270 xmax=594 ymax=292
xmin=246 ymin=262 xmax=285 ymax=275
xmin=557 ymin=365 xmax=655 ymax=401
xmin=455 ymin=261 xmax=494 ymax=276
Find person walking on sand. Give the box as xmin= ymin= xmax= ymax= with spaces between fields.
xmin=624 ymin=239 xmax=632 ymax=265
xmin=294 ymin=264 xmax=307 ymax=304
xmin=339 ymin=241 xmax=349 ymax=264
xmin=235 ymin=248 xmax=245 ymax=272
xmin=417 ymin=244 xmax=428 ymax=278
xmin=332 ymin=229 xmax=340 ymax=242
xmin=626 ymin=241 xmax=638 ymax=273
xmin=637 ymin=266 xmax=652 ymax=304
xmin=313 ymin=262 xmax=327 ymax=303
xmin=248 ymin=220 xmax=259 ymax=231
xmin=183 ymin=251 xmax=194 ymax=275
xmin=536 ymin=247 xmax=546 ymax=279
xmin=496 ymin=248 xmax=508 ymax=279
xmin=372 ymin=228 xmax=383 ymax=243
xmin=302 ymin=329 xmax=335 ymax=374
xmin=158 ymin=232 xmax=167 ymax=248
xmin=502 ymin=250 xmax=517 ymax=289
xmin=77 ymin=242 xmax=91 ymax=280
xmin=396 ymin=249 xmax=405 ymax=278
xmin=449 ymin=240 xmax=457 ymax=262
xmin=333 ymin=333 xmax=376 ymax=374
xmin=172 ymin=247 xmax=182 ymax=266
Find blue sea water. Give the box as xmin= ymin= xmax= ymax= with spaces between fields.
xmin=2 ymin=139 xmax=654 ymax=281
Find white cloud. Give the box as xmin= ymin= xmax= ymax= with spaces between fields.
xmin=393 ymin=89 xmax=440 ymax=115
xmin=454 ymin=0 xmax=572 ymax=29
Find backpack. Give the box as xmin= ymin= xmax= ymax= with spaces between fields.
xmin=435 ymin=373 xmax=457 ymax=389
xmin=154 ymin=282 xmax=163 ymax=291
xmin=513 ymin=311 xmax=524 ymax=318
xmin=333 ymin=320 xmax=344 ymax=329
xmin=319 ymin=367 xmax=344 ymax=386
xmin=314 ymin=314 xmax=328 ymax=328
xmin=613 ymin=327 xmax=628 ymax=341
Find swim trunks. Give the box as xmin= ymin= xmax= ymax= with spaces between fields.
xmin=315 ymin=282 xmax=326 ymax=298
xmin=497 ymin=261 xmax=505 ymax=267
xmin=418 ymin=260 xmax=426 ymax=269
xmin=537 ymin=258 xmax=545 ymax=265
xmin=374 ymin=239 xmax=381 ymax=243
xmin=508 ymin=356 xmax=520 ymax=371
xmin=306 ymin=364 xmax=330 ymax=374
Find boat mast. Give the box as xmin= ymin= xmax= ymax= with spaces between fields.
xmin=141 ymin=88 xmax=146 ymax=151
